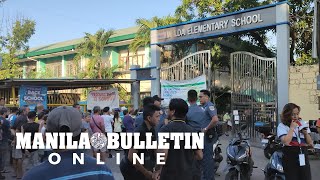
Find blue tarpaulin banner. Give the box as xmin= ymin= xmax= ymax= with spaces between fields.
xmin=19 ymin=85 xmax=48 ymax=111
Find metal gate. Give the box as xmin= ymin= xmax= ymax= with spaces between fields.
xmin=231 ymin=51 xmax=277 ymax=138
xmin=161 ymin=50 xmax=211 ymax=87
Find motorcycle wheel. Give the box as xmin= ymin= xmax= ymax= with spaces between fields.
xmin=264 ymin=145 xmax=272 ymax=159
xmin=225 ymin=169 xmax=238 ymax=180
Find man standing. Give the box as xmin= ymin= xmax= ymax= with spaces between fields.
xmin=186 ymin=90 xmax=205 ymax=132
xmin=134 ymin=97 xmax=155 ymax=129
xmin=0 ymin=108 xmax=10 ymax=178
xmin=22 ymin=111 xmax=40 ymax=169
xmin=186 ymin=90 xmax=206 ymax=179
xmin=23 ymin=106 xmax=114 ymax=180
xmin=199 ymin=89 xmax=219 ymax=180
xmin=120 ymin=104 xmax=160 ymax=180
xmin=153 ymin=98 xmax=203 ymax=180
xmin=153 ymin=95 xmax=167 ymax=134
xmin=0 ymin=98 xmax=5 ymax=109
xmin=12 ymin=105 xmax=30 ymax=133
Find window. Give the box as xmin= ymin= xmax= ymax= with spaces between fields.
xmin=66 ymin=62 xmax=77 ymax=77
xmin=119 ymin=48 xmax=145 ymax=70
xmin=46 ymin=62 xmax=62 ymax=78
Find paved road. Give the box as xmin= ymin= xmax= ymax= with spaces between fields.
xmin=4 ymin=134 xmax=320 ymax=180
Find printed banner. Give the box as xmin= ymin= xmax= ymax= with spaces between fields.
xmin=87 ymin=89 xmax=119 ymax=110
xmin=161 ymin=75 xmax=207 ymax=106
xmin=19 ymin=85 xmax=48 ymax=111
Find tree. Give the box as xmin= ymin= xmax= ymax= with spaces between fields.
xmin=0 ymin=18 xmax=36 ymax=79
xmin=174 ymin=0 xmax=317 ymax=65
xmin=74 ymin=29 xmax=115 ymax=79
xmin=130 ymin=15 xmax=195 ymax=64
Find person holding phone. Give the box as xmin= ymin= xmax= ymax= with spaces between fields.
xmin=277 ymin=103 xmax=313 ymax=180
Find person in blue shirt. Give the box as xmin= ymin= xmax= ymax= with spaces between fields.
xmin=152 ymin=95 xmax=167 ymax=134
xmin=134 ymin=97 xmax=154 ymax=130
xmin=186 ymin=90 xmax=205 ymax=132
xmin=199 ymin=89 xmax=219 ymax=180
xmin=23 ymin=106 xmax=114 ymax=180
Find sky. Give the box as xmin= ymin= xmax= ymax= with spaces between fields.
xmin=2 ymin=0 xmax=181 ymax=48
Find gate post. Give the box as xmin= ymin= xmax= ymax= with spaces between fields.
xmin=130 ymin=65 xmax=141 ymax=111
xmin=276 ymin=3 xmax=290 ymax=122
xmin=150 ymin=44 xmax=161 ymax=96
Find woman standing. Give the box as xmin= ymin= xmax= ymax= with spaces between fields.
xmin=277 ymin=103 xmax=313 ymax=180
xmin=113 ymin=111 xmax=123 ymax=150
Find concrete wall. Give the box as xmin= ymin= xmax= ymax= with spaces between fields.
xmin=289 ymin=65 xmax=319 ymax=121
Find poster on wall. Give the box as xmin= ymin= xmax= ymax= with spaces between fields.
xmin=161 ymin=75 xmax=207 ymax=107
xmin=87 ymin=89 xmax=119 ymax=110
xmin=19 ymin=85 xmax=48 ymax=111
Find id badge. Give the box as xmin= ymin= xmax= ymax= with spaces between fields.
xmin=299 ymin=154 xmax=306 ymax=166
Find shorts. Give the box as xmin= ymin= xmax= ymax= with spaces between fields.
xmin=12 ymin=148 xmax=23 ymax=159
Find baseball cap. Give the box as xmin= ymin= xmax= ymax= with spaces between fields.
xmin=153 ymin=95 xmax=164 ymax=101
xmin=46 ymin=106 xmax=82 ymax=137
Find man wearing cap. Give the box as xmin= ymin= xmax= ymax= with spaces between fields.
xmin=134 ymin=97 xmax=155 ymax=130
xmin=153 ymin=95 xmax=167 ymax=134
xmin=23 ymin=106 xmax=114 ymax=180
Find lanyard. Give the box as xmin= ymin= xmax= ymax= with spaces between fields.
xmin=293 ymin=128 xmax=303 ymax=154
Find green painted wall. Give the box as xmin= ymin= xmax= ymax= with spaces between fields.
xmin=111 ymin=48 xmax=119 ymax=66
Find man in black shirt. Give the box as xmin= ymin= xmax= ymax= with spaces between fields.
xmin=22 ymin=111 xmax=40 ymax=169
xmin=154 ymin=98 xmax=203 ymax=180
xmin=12 ymin=105 xmax=30 ymax=131
xmin=120 ymin=104 xmax=160 ymax=180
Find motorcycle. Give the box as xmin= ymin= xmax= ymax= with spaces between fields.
xmin=254 ymin=122 xmax=277 ymax=159
xmin=213 ymin=140 xmax=223 ymax=175
xmin=213 ymin=122 xmax=224 ymax=175
xmin=224 ymin=124 xmax=254 ymax=180
xmin=263 ymin=140 xmax=285 ymax=180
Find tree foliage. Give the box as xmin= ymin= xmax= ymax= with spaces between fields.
xmin=74 ymin=29 xmax=117 ymax=79
xmin=174 ymin=0 xmax=317 ymax=65
xmin=0 ymin=18 xmax=36 ymax=79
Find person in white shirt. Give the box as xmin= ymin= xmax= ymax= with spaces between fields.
xmin=102 ymin=107 xmax=114 ymax=134
xmin=102 ymin=107 xmax=114 ymax=158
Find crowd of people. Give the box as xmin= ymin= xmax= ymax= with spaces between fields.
xmin=0 ymin=91 xmax=318 ymax=180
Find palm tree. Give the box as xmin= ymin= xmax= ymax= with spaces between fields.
xmin=75 ymin=29 xmax=115 ymax=79
xmin=129 ymin=16 xmax=180 ymax=53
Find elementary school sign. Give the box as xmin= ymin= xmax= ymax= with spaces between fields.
xmin=151 ymin=5 xmax=278 ymax=45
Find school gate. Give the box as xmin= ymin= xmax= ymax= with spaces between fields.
xmin=150 ymin=2 xmax=290 ymax=124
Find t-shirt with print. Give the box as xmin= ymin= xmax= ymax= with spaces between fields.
xmin=90 ymin=115 xmax=105 ymax=133
xmin=102 ymin=115 xmax=114 ymax=133
xmin=277 ymin=120 xmax=311 ymax=146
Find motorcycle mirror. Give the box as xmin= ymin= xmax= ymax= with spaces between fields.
xmin=240 ymin=124 xmax=247 ymax=131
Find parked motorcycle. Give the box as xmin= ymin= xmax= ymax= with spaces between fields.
xmin=224 ymin=124 xmax=254 ymax=180
xmin=213 ymin=140 xmax=223 ymax=174
xmin=254 ymin=122 xmax=277 ymax=159
xmin=263 ymin=140 xmax=285 ymax=180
